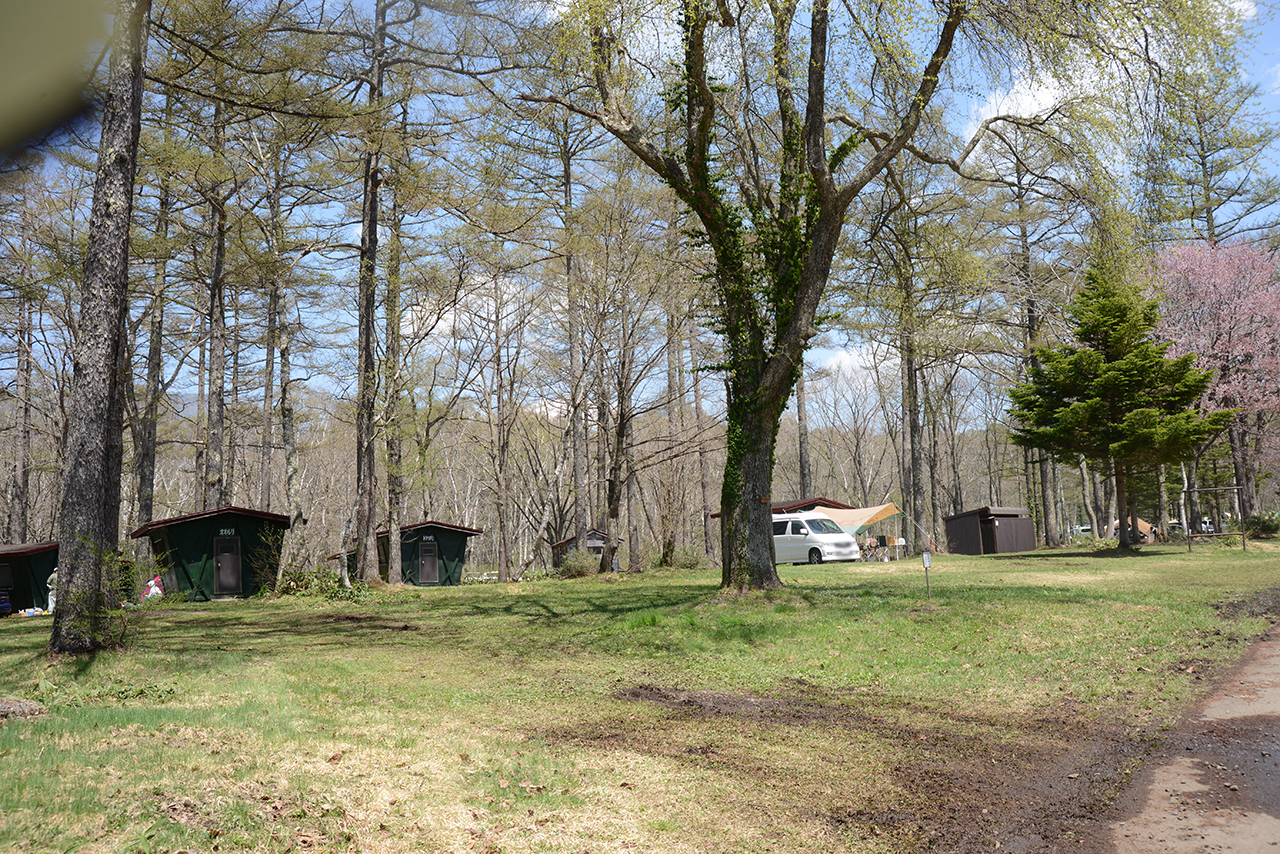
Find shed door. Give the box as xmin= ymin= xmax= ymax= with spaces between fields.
xmin=0 ymin=562 xmax=11 ymax=588
xmin=420 ymin=540 xmax=439 ymax=584
xmin=214 ymin=537 xmax=242 ymax=594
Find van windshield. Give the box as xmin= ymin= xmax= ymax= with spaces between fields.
xmin=807 ymin=518 xmax=843 ymax=534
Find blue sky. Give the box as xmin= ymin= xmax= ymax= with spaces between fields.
xmin=1245 ymin=5 xmax=1280 ymax=139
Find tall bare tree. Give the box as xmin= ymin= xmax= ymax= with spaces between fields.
xmin=50 ymin=0 xmax=151 ymax=654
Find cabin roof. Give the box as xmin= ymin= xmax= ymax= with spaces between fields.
xmin=130 ymin=505 xmax=292 ymax=539
xmin=0 ymin=541 xmax=58 ymax=558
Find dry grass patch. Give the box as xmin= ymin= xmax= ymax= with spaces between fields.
xmin=3 ymin=550 xmax=1280 ymax=852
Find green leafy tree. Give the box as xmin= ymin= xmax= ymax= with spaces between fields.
xmin=1139 ymin=46 xmax=1280 ymax=245
xmin=526 ymin=0 xmax=1233 ymax=589
xmin=1008 ymin=267 xmax=1231 ymax=548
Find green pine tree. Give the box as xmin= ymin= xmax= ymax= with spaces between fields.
xmin=1008 ymin=267 xmax=1232 ymax=548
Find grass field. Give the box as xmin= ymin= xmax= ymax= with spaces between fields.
xmin=2 ymin=543 xmax=1278 ymax=853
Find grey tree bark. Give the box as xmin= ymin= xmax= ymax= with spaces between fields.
xmin=796 ymin=368 xmax=812 ymax=499
xmin=1078 ymin=458 xmax=1099 ymax=536
xmin=692 ymin=332 xmax=716 ymax=562
xmin=7 ymin=289 xmax=33 ymax=544
xmin=50 ymin=0 xmax=151 ymax=654
xmin=354 ymin=0 xmax=388 ymax=585
xmin=384 ymin=165 xmax=404 ymax=583
xmin=202 ymin=96 xmax=232 ymax=511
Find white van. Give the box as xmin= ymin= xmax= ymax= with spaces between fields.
xmin=772 ymin=511 xmax=861 ymax=564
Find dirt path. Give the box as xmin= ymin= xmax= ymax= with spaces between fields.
xmin=1072 ymin=624 xmax=1280 ymax=853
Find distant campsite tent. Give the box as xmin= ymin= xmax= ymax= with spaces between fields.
xmin=131 ymin=506 xmax=291 ymax=600
xmin=767 ymin=498 xmax=903 ymax=536
xmin=346 ymin=521 xmax=482 ymax=586
xmin=816 ymin=503 xmax=904 ymax=535
xmin=0 ymin=541 xmax=58 ymax=611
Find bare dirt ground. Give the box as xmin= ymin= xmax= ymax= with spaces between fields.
xmin=604 ymin=590 xmax=1280 ymax=854
xmin=5 ymin=592 xmax=1278 ymax=853
xmin=1069 ymin=619 xmax=1280 ymax=854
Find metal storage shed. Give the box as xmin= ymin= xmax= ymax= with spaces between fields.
xmin=0 ymin=541 xmax=58 ymax=611
xmin=944 ymin=506 xmax=1036 ymax=555
xmin=130 ymin=506 xmax=291 ymax=600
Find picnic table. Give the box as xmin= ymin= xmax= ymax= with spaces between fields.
xmin=862 ymin=537 xmax=905 ymax=561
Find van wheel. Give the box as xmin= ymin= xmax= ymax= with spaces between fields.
xmin=808 ymin=549 xmax=823 ymax=565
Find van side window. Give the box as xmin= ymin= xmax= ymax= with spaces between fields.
xmin=772 ymin=520 xmax=788 ymax=536
xmin=791 ymin=521 xmax=808 ymax=535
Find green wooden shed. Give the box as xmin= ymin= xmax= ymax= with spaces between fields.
xmin=130 ymin=506 xmax=291 ymax=600
xmin=0 ymin=541 xmax=58 ymax=611
xmin=346 ymin=520 xmax=482 ymax=586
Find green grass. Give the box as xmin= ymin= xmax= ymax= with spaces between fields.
xmin=1 ymin=543 xmax=1277 ymax=853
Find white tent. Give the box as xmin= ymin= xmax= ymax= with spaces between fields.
xmin=815 ymin=503 xmax=903 ymax=536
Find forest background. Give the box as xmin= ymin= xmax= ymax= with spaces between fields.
xmin=3 ymin=0 xmax=1280 ymax=584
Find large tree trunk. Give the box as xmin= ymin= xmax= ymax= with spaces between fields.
xmin=796 ymin=367 xmax=812 ymax=498
xmin=1156 ymin=464 xmax=1171 ymax=541
xmin=949 ymin=403 xmax=964 ymax=515
xmin=195 ymin=315 xmax=206 ymax=504
xmin=1078 ymin=458 xmax=1099 ymax=537
xmin=904 ymin=333 xmax=924 ymax=554
xmin=203 ymin=98 xmax=230 ymax=511
xmin=599 ymin=358 xmax=631 ymax=575
xmin=719 ymin=423 xmax=780 ymax=590
xmin=923 ymin=371 xmax=942 ymax=547
xmin=562 ymin=130 xmax=590 ymax=553
xmin=1114 ymin=460 xmax=1132 ymax=548
xmin=260 ymin=274 xmax=276 ymax=512
xmin=1023 ymin=449 xmax=1039 ymax=542
xmin=1227 ymin=424 xmax=1253 ymax=522
xmin=492 ymin=386 xmax=513 ymax=583
xmin=693 ymin=334 xmax=716 ymax=562
xmin=354 ymin=0 xmax=387 ymax=585
xmin=261 ymin=160 xmax=286 ymax=515
xmin=1039 ymin=455 xmax=1058 ymax=546
xmin=490 ymin=306 xmax=514 ymax=583
xmin=384 ymin=173 xmax=404 ymax=583
xmin=626 ymin=433 xmax=640 ymax=573
xmin=1089 ymin=461 xmax=1109 ymax=537
xmin=718 ymin=291 xmax=787 ymax=590
xmin=929 ymin=404 xmax=943 ymax=549
xmin=134 ymin=155 xmax=171 ymax=539
xmin=135 ymin=290 xmax=163 ymax=526
xmin=7 ymin=290 xmax=33 ymax=544
xmin=276 ymin=309 xmax=305 ymax=586
xmin=204 ymin=201 xmax=227 ymax=510
xmin=228 ymin=282 xmax=242 ymax=503
xmin=659 ymin=312 xmax=683 ymax=566
xmin=1184 ymin=460 xmax=1200 ymax=534
xmin=50 ymin=0 xmax=150 ymax=654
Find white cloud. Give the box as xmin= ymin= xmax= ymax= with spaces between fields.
xmin=817 ymin=345 xmax=894 ymax=388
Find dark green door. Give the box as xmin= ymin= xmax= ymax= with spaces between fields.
xmin=214 ymin=537 xmax=242 ymax=594
xmin=420 ymin=540 xmax=438 ymax=584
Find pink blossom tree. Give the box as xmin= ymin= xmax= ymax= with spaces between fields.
xmin=1157 ymin=240 xmax=1280 ymax=522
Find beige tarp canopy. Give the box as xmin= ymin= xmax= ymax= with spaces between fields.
xmin=817 ymin=503 xmax=903 ymax=535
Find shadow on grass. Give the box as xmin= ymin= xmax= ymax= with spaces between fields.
xmin=135 ymin=576 xmax=1103 ymax=636
xmin=1 ymin=570 xmax=1209 ymax=681
xmin=983 ymin=547 xmax=1146 ymax=560
xmin=121 ymin=582 xmax=725 ymax=659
